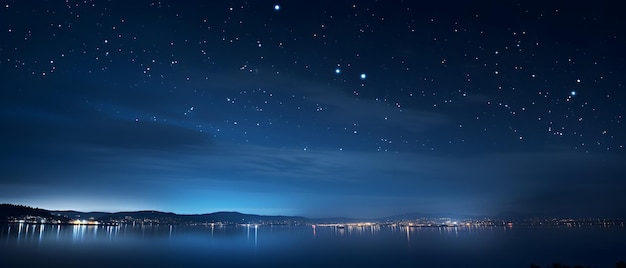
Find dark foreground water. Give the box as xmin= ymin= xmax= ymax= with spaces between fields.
xmin=1 ymin=223 xmax=625 ymax=268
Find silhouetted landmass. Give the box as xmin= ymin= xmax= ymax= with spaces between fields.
xmin=1 ymin=203 xmax=623 ymax=226
xmin=0 ymin=203 xmax=68 ymax=223
xmin=49 ymin=210 xmax=113 ymax=220
xmin=1 ymin=204 xmax=309 ymax=225
xmin=49 ymin=209 xmax=310 ymax=224
xmin=0 ymin=204 xmax=48 ymax=219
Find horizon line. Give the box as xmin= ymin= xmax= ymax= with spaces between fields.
xmin=2 ymin=203 xmax=623 ymax=219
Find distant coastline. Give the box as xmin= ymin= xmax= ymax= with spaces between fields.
xmin=2 ymin=203 xmax=623 ymax=228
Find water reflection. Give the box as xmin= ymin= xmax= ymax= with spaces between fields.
xmin=5 ymin=222 xmax=620 ymax=245
xmin=38 ymin=224 xmax=44 ymax=244
xmin=405 ymin=225 xmax=410 ymax=246
xmin=255 ymin=224 xmax=258 ymax=247
xmin=1 ymin=223 xmax=625 ymax=268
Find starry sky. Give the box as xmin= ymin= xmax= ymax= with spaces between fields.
xmin=1 ymin=1 xmax=625 ymax=218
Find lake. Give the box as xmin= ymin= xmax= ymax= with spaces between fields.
xmin=1 ymin=223 xmax=624 ymax=267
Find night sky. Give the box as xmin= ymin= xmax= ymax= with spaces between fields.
xmin=1 ymin=1 xmax=625 ymax=218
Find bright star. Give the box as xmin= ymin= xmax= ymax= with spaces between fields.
xmin=360 ymin=73 xmax=366 ymax=79
xmin=570 ymin=90 xmax=576 ymax=96
xmin=274 ymin=4 xmax=280 ymax=11
xmin=335 ymin=68 xmax=341 ymax=74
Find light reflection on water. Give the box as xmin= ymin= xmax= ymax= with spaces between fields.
xmin=1 ymin=223 xmax=625 ymax=268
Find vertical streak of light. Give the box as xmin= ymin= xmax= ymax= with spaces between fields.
xmin=72 ymin=225 xmax=78 ymax=241
xmin=38 ymin=224 xmax=44 ymax=245
xmin=17 ymin=223 xmax=23 ymax=245
xmin=7 ymin=225 xmax=11 ymax=245
xmin=247 ymin=224 xmax=250 ymax=242
xmin=114 ymin=225 xmax=117 ymax=240
xmin=254 ymin=224 xmax=258 ymax=247
xmin=406 ymin=226 xmax=411 ymax=247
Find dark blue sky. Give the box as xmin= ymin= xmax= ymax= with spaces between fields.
xmin=1 ymin=1 xmax=624 ymax=218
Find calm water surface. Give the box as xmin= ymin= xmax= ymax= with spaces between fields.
xmin=1 ymin=223 xmax=624 ymax=267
